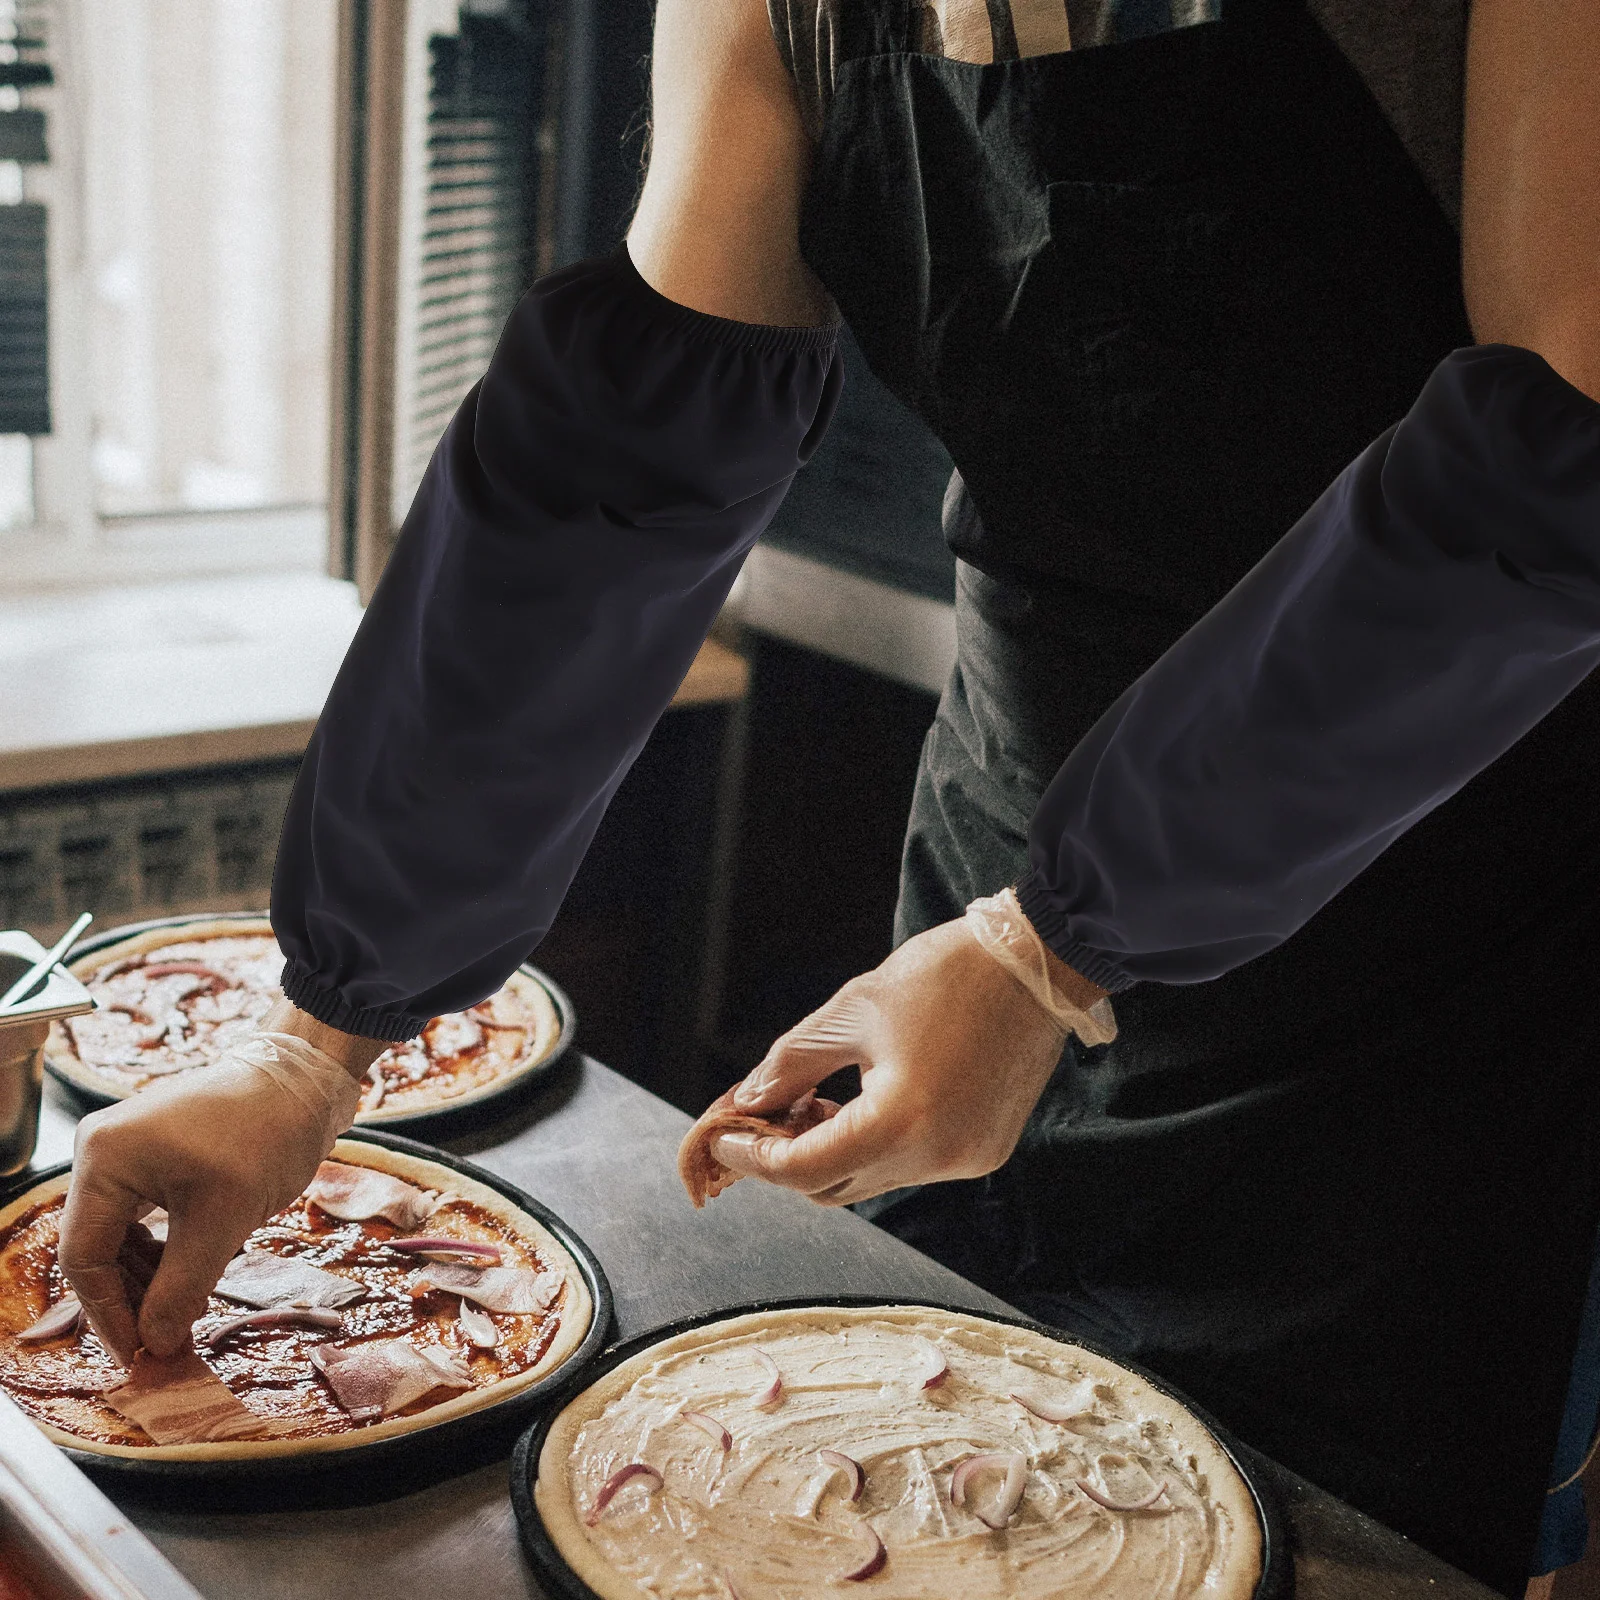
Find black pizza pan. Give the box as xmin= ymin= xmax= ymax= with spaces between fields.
xmin=0 ymin=1127 xmax=614 ymax=1511
xmin=42 ymin=911 xmax=579 ymax=1136
xmin=511 ymin=1296 xmax=1293 ymax=1600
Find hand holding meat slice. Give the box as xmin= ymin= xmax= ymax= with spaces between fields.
xmin=687 ymin=917 xmax=1070 ymax=1207
xmin=60 ymin=1016 xmax=381 ymax=1363
xmin=677 ymin=1087 xmax=841 ymax=1207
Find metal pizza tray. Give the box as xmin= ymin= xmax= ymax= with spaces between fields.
xmin=0 ymin=1127 xmax=614 ymax=1512
xmin=42 ymin=911 xmax=579 ymax=1136
xmin=0 ymin=1387 xmax=204 ymax=1598
xmin=511 ymin=1296 xmax=1293 ymax=1600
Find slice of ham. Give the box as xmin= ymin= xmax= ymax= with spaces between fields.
xmin=305 ymin=1161 xmax=439 ymax=1229
xmin=104 ymin=1350 xmax=267 ymax=1445
xmin=677 ymin=1087 xmax=841 ymax=1208
xmin=310 ymin=1339 xmax=473 ymax=1421
xmin=410 ymin=1262 xmax=562 ymax=1314
xmin=216 ymin=1250 xmax=366 ymax=1310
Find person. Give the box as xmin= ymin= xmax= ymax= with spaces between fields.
xmin=56 ymin=0 xmax=1598 ymax=1590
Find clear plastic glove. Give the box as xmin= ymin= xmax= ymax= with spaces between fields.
xmin=59 ymin=1027 xmax=368 ymax=1364
xmin=714 ymin=911 xmax=1112 ymax=1207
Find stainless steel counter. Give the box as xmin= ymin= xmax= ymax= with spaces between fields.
xmin=30 ymin=1058 xmax=1498 ymax=1599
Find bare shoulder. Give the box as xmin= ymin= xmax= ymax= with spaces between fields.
xmin=627 ymin=0 xmax=837 ymax=326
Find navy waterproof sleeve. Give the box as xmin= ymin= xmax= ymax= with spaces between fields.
xmin=1017 ymin=344 xmax=1600 ymax=993
xmin=271 ymin=249 xmax=841 ymax=1040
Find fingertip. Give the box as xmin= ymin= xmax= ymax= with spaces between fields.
xmin=710 ymin=1131 xmax=761 ymax=1174
xmin=137 ymin=1312 xmax=189 ymax=1360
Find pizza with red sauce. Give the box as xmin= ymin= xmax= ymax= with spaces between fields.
xmin=0 ymin=1141 xmax=593 ymax=1459
xmin=45 ymin=918 xmax=565 ymax=1122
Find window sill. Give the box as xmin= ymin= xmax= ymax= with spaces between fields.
xmin=0 ymin=572 xmax=748 ymax=795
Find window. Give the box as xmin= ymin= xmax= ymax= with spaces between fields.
xmin=0 ymin=0 xmax=338 ymax=589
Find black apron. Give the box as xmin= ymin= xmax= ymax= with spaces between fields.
xmin=794 ymin=0 xmax=1600 ymax=1590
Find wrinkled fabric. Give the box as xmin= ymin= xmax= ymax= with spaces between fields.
xmin=1535 ymin=1222 xmax=1600 ymax=1574
xmin=1019 ymin=345 xmax=1600 ymax=991
xmin=271 ymin=248 xmax=841 ymax=1040
xmin=789 ymin=0 xmax=1600 ymax=1587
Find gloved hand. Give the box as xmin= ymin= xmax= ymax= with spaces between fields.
xmin=59 ymin=1017 xmax=374 ymax=1364
xmin=712 ymin=903 xmax=1117 ymax=1207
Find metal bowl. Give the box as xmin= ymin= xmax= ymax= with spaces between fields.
xmin=0 ymin=1127 xmax=614 ymax=1512
xmin=43 ymin=911 xmax=578 ymax=1136
xmin=511 ymin=1296 xmax=1292 ymax=1600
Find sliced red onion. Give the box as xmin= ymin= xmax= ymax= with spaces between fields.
xmin=387 ymin=1236 xmax=503 ymax=1263
xmin=584 ymin=1463 xmax=663 ymax=1526
xmin=457 ymin=1299 xmax=498 ymax=1350
xmin=138 ymin=962 xmax=229 ymax=991
xmin=818 ymin=1449 xmax=864 ymax=1502
xmin=915 ymin=1337 xmax=949 ymax=1390
xmin=1076 ymin=1477 xmax=1169 ymax=1513
xmin=202 ymin=1307 xmax=344 ymax=1349
xmin=682 ymin=1410 xmax=732 ymax=1451
xmin=721 ymin=1569 xmax=745 ymax=1600
xmin=751 ymin=1349 xmax=783 ymax=1409
xmin=836 ymin=1525 xmax=886 ymax=1582
xmin=18 ymin=1295 xmax=83 ymax=1344
xmin=950 ymin=1452 xmax=1027 ymax=1528
xmin=1010 ymin=1388 xmax=1079 ymax=1424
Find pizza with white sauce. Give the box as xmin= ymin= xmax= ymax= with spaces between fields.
xmin=45 ymin=919 xmax=565 ymax=1122
xmin=0 ymin=1141 xmax=593 ymax=1460
xmin=536 ymin=1305 xmax=1262 ymax=1600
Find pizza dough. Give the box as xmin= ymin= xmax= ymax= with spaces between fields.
xmin=0 ymin=1139 xmax=594 ymax=1461
xmin=45 ymin=919 xmax=565 ymax=1121
xmin=536 ymin=1306 xmax=1262 ymax=1600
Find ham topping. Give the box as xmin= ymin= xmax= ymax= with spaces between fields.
xmin=410 ymin=1262 xmax=562 ymax=1314
xmin=677 ymin=1088 xmax=842 ymax=1209
xmin=104 ymin=1350 xmax=267 ymax=1445
xmin=216 ymin=1249 xmax=366 ymax=1310
xmin=305 ymin=1161 xmax=439 ymax=1229
xmin=310 ymin=1339 xmax=473 ymax=1422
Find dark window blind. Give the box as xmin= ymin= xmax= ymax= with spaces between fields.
xmin=0 ymin=203 xmax=46 ymax=435
xmin=404 ymin=4 xmax=548 ymax=497
xmin=0 ymin=0 xmax=50 ymax=436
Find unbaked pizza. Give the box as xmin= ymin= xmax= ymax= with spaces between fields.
xmin=0 ymin=1141 xmax=593 ymax=1459
xmin=45 ymin=919 xmax=565 ymax=1123
xmin=535 ymin=1306 xmax=1262 ymax=1600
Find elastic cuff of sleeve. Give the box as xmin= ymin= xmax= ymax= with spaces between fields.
xmin=610 ymin=243 xmax=842 ymax=356
xmin=1014 ymin=869 xmax=1139 ymax=996
xmin=279 ymin=963 xmax=427 ymax=1044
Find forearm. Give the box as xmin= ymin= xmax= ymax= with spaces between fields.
xmin=1462 ymin=0 xmax=1600 ymax=401
xmin=1019 ymin=343 xmax=1600 ymax=991
xmin=271 ymin=248 xmax=841 ymax=1040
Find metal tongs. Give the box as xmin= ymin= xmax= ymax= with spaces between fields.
xmin=0 ymin=912 xmax=92 ymax=1014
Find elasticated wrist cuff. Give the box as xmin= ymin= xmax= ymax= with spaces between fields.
xmin=1015 ymin=869 xmax=1138 ymax=995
